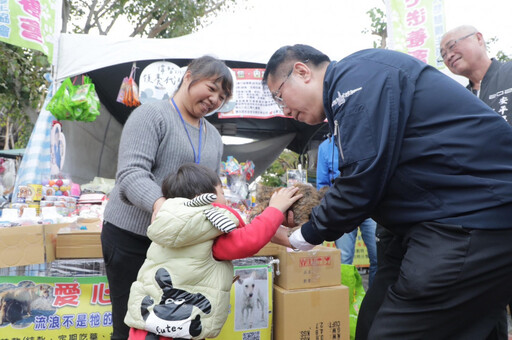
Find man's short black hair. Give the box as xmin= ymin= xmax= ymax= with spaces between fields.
xmin=263 ymin=44 xmax=330 ymax=85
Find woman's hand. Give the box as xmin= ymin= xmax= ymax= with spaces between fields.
xmin=151 ymin=197 xmax=166 ymax=223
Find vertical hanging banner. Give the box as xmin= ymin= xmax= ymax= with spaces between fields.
xmin=0 ymin=276 xmax=112 ymax=339
xmin=386 ymin=0 xmax=445 ymax=68
xmin=0 ymin=0 xmax=59 ymax=63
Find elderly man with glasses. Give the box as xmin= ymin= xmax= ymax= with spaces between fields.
xmin=441 ymin=25 xmax=512 ymax=124
xmin=442 ymin=24 xmax=512 ymax=340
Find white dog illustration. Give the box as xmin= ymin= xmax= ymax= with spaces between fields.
xmin=237 ymin=271 xmax=265 ymax=328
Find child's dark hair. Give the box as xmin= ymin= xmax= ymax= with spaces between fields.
xmin=162 ymin=163 xmax=221 ymax=199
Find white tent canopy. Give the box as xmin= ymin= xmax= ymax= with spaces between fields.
xmin=55 ymin=0 xmax=378 ymax=82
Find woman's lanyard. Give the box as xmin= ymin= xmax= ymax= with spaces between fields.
xmin=171 ymin=98 xmax=203 ymax=164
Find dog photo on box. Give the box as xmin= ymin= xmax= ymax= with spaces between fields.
xmin=234 ymin=267 xmax=268 ymax=331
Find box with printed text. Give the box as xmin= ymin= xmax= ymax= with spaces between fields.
xmin=274 ymin=245 xmax=341 ymax=290
xmin=273 ymin=284 xmax=349 ymax=340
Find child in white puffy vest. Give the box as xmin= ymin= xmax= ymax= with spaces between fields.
xmin=125 ymin=163 xmax=301 ymax=340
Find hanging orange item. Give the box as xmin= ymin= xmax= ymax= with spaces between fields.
xmin=117 ymin=62 xmax=141 ymax=107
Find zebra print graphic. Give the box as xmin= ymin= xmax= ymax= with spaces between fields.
xmin=184 ymin=193 xmax=217 ymax=207
xmin=204 ymin=208 xmax=237 ymax=233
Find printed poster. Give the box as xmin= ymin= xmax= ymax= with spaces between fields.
xmin=386 ymin=0 xmax=445 ymax=68
xmin=207 ymin=260 xmax=272 ymax=340
xmin=352 ymin=229 xmax=370 ymax=268
xmin=0 ymin=0 xmax=59 ymax=63
xmin=0 ymin=276 xmax=112 ymax=339
xmin=219 ymin=68 xmax=286 ymax=119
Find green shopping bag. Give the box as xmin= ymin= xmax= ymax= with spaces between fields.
xmin=70 ymin=76 xmax=100 ymax=122
xmin=341 ymin=264 xmax=366 ymax=340
xmin=47 ymin=77 xmax=74 ymax=120
xmin=47 ymin=76 xmax=100 ymax=122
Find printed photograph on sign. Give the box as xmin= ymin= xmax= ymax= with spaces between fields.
xmin=0 ymin=281 xmax=56 ymax=328
xmin=234 ymin=267 xmax=268 ymax=331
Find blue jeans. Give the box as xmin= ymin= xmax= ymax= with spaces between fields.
xmin=335 ymin=218 xmax=378 ymax=287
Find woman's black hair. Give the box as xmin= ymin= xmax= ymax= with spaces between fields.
xmin=162 ymin=163 xmax=221 ymax=199
xmin=176 ymin=55 xmax=233 ymax=101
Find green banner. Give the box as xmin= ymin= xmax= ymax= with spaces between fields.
xmin=0 ymin=276 xmax=112 ymax=339
xmin=0 ymin=0 xmax=59 ymax=62
xmin=386 ymin=0 xmax=445 ymax=68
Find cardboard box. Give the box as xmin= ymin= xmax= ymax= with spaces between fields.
xmin=56 ymin=219 xmax=103 ymax=258
xmin=254 ymin=242 xmax=283 ymax=257
xmin=274 ymin=245 xmax=341 ymax=290
xmin=273 ymin=284 xmax=349 ymax=340
xmin=0 ymin=223 xmax=69 ymax=268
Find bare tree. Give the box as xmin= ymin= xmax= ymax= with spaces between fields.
xmin=65 ymin=0 xmax=241 ymax=38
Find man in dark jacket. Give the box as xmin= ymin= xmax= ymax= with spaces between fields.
xmin=442 ymin=24 xmax=512 ymax=339
xmin=441 ymin=25 xmax=512 ymax=123
xmin=265 ymin=44 xmax=512 ymax=339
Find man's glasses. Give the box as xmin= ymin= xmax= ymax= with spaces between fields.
xmin=440 ymin=32 xmax=476 ymax=61
xmin=272 ymin=68 xmax=293 ymax=110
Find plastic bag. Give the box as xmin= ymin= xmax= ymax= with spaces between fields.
xmin=341 ymin=264 xmax=366 ymax=340
xmin=47 ymin=77 xmax=74 ymax=120
xmin=70 ymin=76 xmax=101 ymax=122
xmin=117 ymin=63 xmax=141 ymax=107
xmin=47 ymin=76 xmax=100 ymax=122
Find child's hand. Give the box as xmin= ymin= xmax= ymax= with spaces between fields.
xmin=268 ymin=186 xmax=303 ymax=213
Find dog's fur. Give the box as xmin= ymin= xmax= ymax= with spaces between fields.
xmin=237 ymin=271 xmax=264 ymax=328
xmin=0 ymin=284 xmax=52 ymax=324
xmin=250 ymin=183 xmax=322 ymax=226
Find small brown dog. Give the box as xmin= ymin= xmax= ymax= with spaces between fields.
xmin=0 ymin=284 xmax=53 ymax=324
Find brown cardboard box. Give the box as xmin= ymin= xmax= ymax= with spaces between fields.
xmin=273 ymin=284 xmax=349 ymax=340
xmin=254 ymin=242 xmax=283 ymax=257
xmin=274 ymin=245 xmax=341 ymax=290
xmin=0 ymin=223 xmax=69 ymax=268
xmin=56 ymin=219 xmax=102 ymax=258
xmin=45 ymin=223 xmax=70 ymax=262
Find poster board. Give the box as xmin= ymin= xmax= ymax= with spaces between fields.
xmin=0 ymin=276 xmax=112 ymax=339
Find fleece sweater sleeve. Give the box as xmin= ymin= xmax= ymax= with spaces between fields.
xmin=212 ymin=206 xmax=284 ymax=260
xmin=115 ymin=105 xmax=166 ymax=213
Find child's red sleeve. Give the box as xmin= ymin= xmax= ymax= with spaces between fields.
xmin=212 ymin=206 xmax=284 ymax=260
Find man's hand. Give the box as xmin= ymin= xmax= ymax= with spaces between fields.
xmin=271 ymin=226 xmax=294 ymax=248
xmin=282 ymin=210 xmax=296 ymax=228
